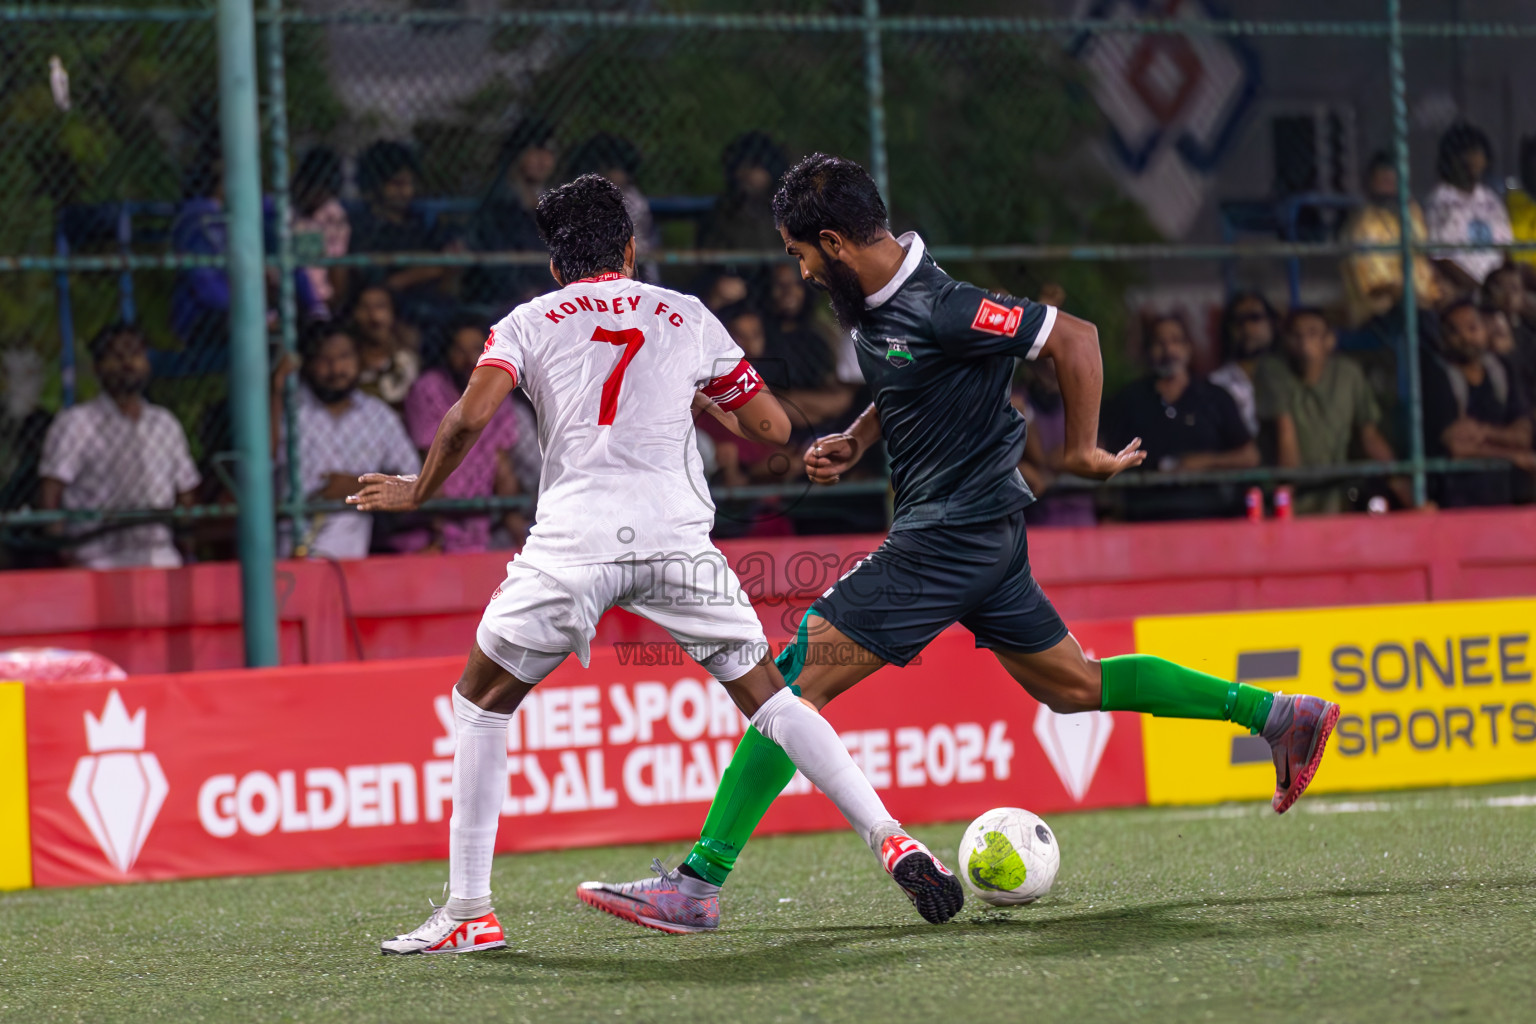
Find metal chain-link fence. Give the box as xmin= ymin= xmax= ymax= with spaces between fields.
xmin=4 ymin=1 xmax=1536 ymax=577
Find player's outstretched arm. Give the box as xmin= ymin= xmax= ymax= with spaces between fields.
xmin=694 ymin=389 xmax=791 ymax=445
xmin=349 ymin=365 xmax=516 ymax=512
xmin=1040 ymin=311 xmax=1146 ymax=481
xmin=804 ymin=403 xmax=881 ymax=485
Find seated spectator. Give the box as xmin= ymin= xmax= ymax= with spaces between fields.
xmin=275 ymin=324 xmax=421 ymax=559
xmin=1256 ymin=309 xmax=1409 ymax=514
xmin=170 ymin=142 xmax=315 ymax=375
xmin=465 ymin=118 xmax=558 ymax=309
xmin=1341 ymin=152 xmax=1443 ymax=328
xmin=400 ymin=317 xmax=521 ymax=552
xmin=1210 ymin=291 xmax=1278 ymax=437
xmin=291 ymin=145 xmax=350 ymax=320
xmin=37 ymin=323 xmax=199 ymax=568
xmin=1421 ymin=300 xmax=1534 ymax=507
xmin=693 ymin=268 xmax=750 ymax=313
xmin=1 ymin=348 xmax=51 ymax=514
xmin=1504 ymin=136 xmax=1536 ymax=278
xmin=758 ymin=262 xmax=858 ymax=433
xmin=1483 ymin=264 xmax=1536 ymax=405
xmin=568 ymin=133 xmax=657 ymax=278
xmin=1102 ymin=314 xmax=1258 ymax=522
xmin=349 ymin=285 xmax=421 ymax=408
xmin=699 ymin=131 xmax=788 ymax=253
xmin=1426 ymin=123 xmax=1513 ymax=296
xmin=351 ymin=140 xmax=460 ymax=325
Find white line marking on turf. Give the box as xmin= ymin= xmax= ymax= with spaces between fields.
xmin=1147 ymin=794 xmax=1536 ymax=820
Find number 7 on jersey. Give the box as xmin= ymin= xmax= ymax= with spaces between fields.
xmin=590 ymin=327 xmax=646 ymax=425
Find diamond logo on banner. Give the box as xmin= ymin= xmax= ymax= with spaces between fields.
xmin=1033 ymin=705 xmax=1115 ymax=802
xmin=67 ymin=690 xmax=169 ymax=873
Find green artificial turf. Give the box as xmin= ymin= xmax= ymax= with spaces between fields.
xmin=3 ymin=781 xmax=1534 ymax=1023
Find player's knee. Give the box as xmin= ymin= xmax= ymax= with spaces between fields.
xmin=1034 ymin=660 xmax=1101 ymax=715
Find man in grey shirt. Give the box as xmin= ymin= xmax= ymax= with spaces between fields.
xmin=39 ymin=323 xmax=200 ymax=569
xmin=276 ymin=324 xmax=420 ymax=559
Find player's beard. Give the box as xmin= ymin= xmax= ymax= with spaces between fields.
xmin=810 ymin=251 xmax=868 ymax=332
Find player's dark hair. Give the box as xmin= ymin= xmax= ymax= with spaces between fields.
xmin=536 ymin=173 xmax=633 ymax=284
xmin=1437 ymin=121 xmax=1493 ymax=190
xmin=299 ymin=320 xmax=356 ymax=364
xmin=771 ymin=153 xmax=889 ymax=247
xmin=1281 ymin=306 xmax=1331 ymax=336
xmin=88 ymin=321 xmax=143 ymax=363
xmin=357 ymin=140 xmax=421 ymax=197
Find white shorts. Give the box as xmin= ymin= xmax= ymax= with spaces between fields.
xmin=475 ymin=554 xmax=769 ymax=684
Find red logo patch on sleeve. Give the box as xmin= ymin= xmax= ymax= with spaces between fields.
xmin=972 ymin=298 xmax=1025 ymax=337
xmin=482 ymin=331 xmax=496 ymax=355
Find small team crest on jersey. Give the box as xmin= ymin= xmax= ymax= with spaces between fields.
xmin=972 ymin=298 xmax=1024 ymax=337
xmin=883 ymin=339 xmax=914 ymax=367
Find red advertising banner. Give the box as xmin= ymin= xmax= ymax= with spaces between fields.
xmin=26 ymin=621 xmax=1139 ymax=888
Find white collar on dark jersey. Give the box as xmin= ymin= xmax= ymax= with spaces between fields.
xmin=864 ymin=231 xmax=926 ymax=309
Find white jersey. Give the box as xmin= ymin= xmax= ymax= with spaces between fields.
xmin=479 ymin=273 xmax=762 ymax=568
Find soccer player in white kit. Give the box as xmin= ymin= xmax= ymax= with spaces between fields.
xmin=350 ymin=175 xmax=963 ymax=954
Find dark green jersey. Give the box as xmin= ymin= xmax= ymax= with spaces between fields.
xmin=851 ymin=233 xmax=1057 ymax=531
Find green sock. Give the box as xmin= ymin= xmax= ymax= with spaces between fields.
xmin=682 ymin=612 xmax=820 ymax=886
xmin=1100 ymin=654 xmax=1274 ymax=734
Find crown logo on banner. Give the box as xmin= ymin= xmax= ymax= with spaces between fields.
xmin=84 ymin=689 xmax=147 ymax=752
xmin=69 ymin=689 xmax=168 ymax=874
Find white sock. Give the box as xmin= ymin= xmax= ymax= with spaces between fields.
xmin=448 ymin=689 xmax=509 ymax=918
xmin=749 ymin=687 xmax=898 ymax=854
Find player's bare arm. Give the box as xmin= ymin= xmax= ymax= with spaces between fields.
xmin=348 ymin=364 xmax=516 ymax=512
xmin=805 ymin=403 xmax=881 ymax=484
xmin=693 ymin=387 xmax=792 ymax=445
xmin=1039 ymin=310 xmax=1146 ymax=480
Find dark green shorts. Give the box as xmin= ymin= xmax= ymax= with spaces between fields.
xmin=810 ymin=508 xmax=1068 ymax=668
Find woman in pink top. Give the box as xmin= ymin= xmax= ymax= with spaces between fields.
xmin=399 ymin=316 xmax=522 ymax=552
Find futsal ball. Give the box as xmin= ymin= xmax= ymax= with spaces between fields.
xmin=958 ymin=807 xmax=1060 ymax=906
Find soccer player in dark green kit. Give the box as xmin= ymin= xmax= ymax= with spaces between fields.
xmin=579 ymin=154 xmax=1340 ymax=932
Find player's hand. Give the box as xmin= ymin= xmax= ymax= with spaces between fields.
xmin=805 ymin=433 xmax=861 ymax=485
xmin=1061 ymin=438 xmax=1146 ymax=481
xmin=346 ymin=473 xmax=421 ymax=512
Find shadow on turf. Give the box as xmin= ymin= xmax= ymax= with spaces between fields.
xmin=462 ymin=889 xmax=1381 ymax=985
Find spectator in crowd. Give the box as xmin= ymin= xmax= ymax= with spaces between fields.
xmin=1426 ymin=123 xmax=1513 ymax=296
xmin=568 ymin=133 xmax=657 ymax=277
xmin=170 ymin=141 xmax=317 ymax=376
xmin=1421 ymin=299 xmax=1534 ymax=507
xmin=1484 ymin=263 xmax=1536 ymax=405
xmin=37 ymin=323 xmax=199 ymax=568
xmin=1342 ymin=152 xmax=1443 ymax=327
xmin=1210 ymin=291 xmax=1278 ymax=437
xmin=757 ymin=262 xmax=859 ymax=433
xmin=275 ymin=323 xmax=421 ymax=559
xmin=349 ymin=285 xmax=421 ymax=408
xmin=1504 ymin=136 xmax=1536 ymax=276
xmin=400 ymin=316 xmax=522 ymax=552
xmin=465 ymin=118 xmax=558 ymax=309
xmin=291 ymin=145 xmax=350 ymax=320
xmin=1256 ymin=309 xmax=1409 ymax=514
xmin=1102 ymin=314 xmax=1258 ymax=521
xmin=0 ymin=348 xmax=50 ymax=514
xmin=351 ymin=140 xmax=459 ymax=325
xmin=694 ymin=268 xmax=750 ymax=313
xmin=699 ymin=131 xmax=788 ymax=252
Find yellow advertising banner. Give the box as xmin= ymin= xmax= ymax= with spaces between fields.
xmin=1135 ymin=598 xmax=1536 ymax=805
xmin=0 ymin=681 xmax=31 ymax=890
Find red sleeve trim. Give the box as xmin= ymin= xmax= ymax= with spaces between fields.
xmin=475 ymin=357 xmax=519 ymax=387
xmin=700 ymin=358 xmax=765 ymax=412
